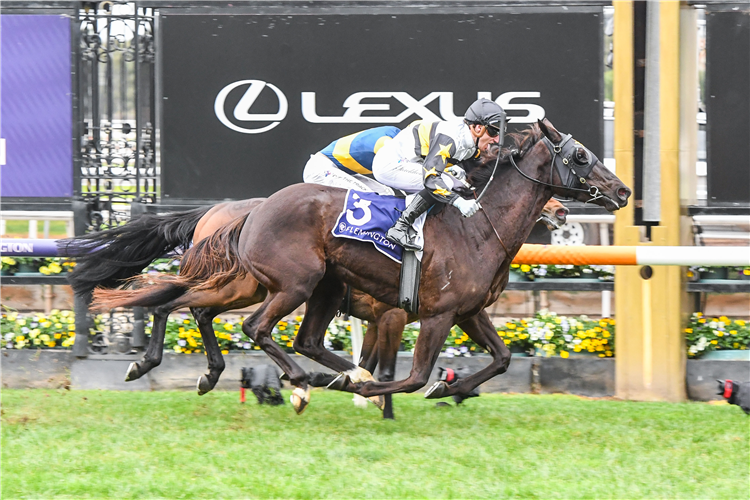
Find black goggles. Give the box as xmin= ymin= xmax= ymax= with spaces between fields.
xmin=484 ymin=124 xmax=502 ymax=137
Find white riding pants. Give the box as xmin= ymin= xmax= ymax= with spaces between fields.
xmin=372 ymin=142 xmax=456 ymax=194
xmin=303 ymin=153 xmax=395 ymax=195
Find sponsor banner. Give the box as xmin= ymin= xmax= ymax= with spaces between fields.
xmin=161 ymin=11 xmax=603 ymax=201
xmin=1 ymin=15 xmax=72 ymax=198
xmin=0 ymin=239 xmax=60 ymax=257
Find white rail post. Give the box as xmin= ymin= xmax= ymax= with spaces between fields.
xmin=600 ymin=223 xmax=612 ymax=318
xmin=349 ymin=317 xmax=368 ymax=408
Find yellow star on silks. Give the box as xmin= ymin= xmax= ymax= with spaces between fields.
xmin=436 ymin=143 xmax=452 ymax=163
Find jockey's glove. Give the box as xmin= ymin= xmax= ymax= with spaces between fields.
xmin=452 ymin=197 xmax=481 ymax=217
xmin=445 ymin=166 xmax=467 ymax=181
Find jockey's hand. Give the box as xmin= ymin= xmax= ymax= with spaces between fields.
xmin=446 ymin=166 xmax=467 ymax=181
xmin=451 ymin=197 xmax=481 ymax=217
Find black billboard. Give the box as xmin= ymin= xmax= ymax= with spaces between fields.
xmin=160 ymin=8 xmax=603 ymax=202
xmin=705 ymin=7 xmax=750 ymax=207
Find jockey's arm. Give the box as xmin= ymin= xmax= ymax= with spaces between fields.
xmin=421 ymin=134 xmax=460 ymax=204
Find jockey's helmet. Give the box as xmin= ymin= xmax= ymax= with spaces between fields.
xmin=465 ymin=98 xmax=506 ymax=145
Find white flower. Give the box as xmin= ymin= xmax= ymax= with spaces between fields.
xmin=563 ymin=334 xmax=573 ymax=342
xmin=243 ymin=342 xmax=252 ymax=349
xmin=177 ymin=339 xmax=186 ymax=346
xmin=574 ymin=338 xmax=582 ymax=345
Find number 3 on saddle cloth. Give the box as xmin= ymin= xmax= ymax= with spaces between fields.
xmin=331 ymin=190 xmax=426 ymax=263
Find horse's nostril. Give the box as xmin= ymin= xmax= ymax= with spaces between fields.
xmin=555 ymin=209 xmax=567 ymax=219
xmin=618 ymin=188 xmax=630 ymax=200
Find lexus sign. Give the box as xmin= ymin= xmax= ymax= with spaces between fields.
xmin=161 ymin=9 xmax=603 ymax=201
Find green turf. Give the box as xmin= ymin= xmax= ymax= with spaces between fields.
xmin=3 ymin=220 xmax=69 ymax=238
xmin=2 ymin=390 xmax=748 ymax=499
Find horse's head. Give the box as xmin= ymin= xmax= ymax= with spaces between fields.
xmin=537 ymin=119 xmax=631 ymax=212
xmin=538 ymin=198 xmax=568 ymax=231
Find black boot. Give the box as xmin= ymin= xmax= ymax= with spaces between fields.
xmin=386 ymin=193 xmax=432 ymax=251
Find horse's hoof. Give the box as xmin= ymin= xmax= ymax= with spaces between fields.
xmin=424 ymin=381 xmax=450 ymax=399
xmin=346 ymin=366 xmax=376 ymax=383
xmin=124 ymin=362 xmax=140 ymax=382
xmin=326 ymin=373 xmax=350 ymax=391
xmin=367 ymin=394 xmax=385 ymax=411
xmin=197 ymin=375 xmax=213 ymax=395
xmin=290 ymin=387 xmax=311 ymax=415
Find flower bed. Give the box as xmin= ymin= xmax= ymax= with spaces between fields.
xmin=685 ymin=312 xmax=749 ymax=358
xmin=4 ymin=309 xmax=749 ymax=357
xmin=1 ymin=257 xmax=76 ymax=275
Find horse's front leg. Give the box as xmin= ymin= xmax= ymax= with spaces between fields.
xmin=424 ymin=310 xmax=511 ymax=399
xmin=347 ymin=313 xmax=454 ymax=398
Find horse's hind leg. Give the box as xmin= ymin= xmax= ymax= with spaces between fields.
xmin=424 ymin=310 xmax=511 ymax=399
xmin=191 ymin=306 xmax=227 ymax=395
xmin=376 ymin=309 xmax=408 ymax=419
xmin=125 ymin=302 xmax=172 ymax=381
xmin=242 ymin=291 xmax=313 ymax=414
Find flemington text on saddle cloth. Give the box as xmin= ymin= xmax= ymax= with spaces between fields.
xmin=331 ymin=190 xmax=425 ymax=263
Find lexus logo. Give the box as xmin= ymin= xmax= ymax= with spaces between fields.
xmin=215 ymin=80 xmax=545 ymax=134
xmin=214 ymin=80 xmax=288 ymax=134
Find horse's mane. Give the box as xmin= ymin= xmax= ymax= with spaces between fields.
xmin=466 ymin=123 xmax=542 ymax=190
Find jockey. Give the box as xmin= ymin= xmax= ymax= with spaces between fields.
xmin=303 ymin=126 xmax=400 ymax=195
xmin=372 ymin=98 xmax=507 ymax=251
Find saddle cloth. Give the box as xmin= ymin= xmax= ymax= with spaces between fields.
xmin=331 ymin=190 xmax=425 ymax=263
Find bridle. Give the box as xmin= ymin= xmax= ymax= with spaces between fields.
xmin=507 ymin=133 xmax=613 ymax=205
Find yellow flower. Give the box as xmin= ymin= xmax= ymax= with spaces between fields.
xmin=606 ymin=350 xmax=613 ymax=356
xmin=254 ymin=346 xmax=260 ymax=350
xmin=511 ymin=263 xmax=520 ymax=269
xmin=695 ymin=312 xmax=703 ymax=317
xmin=286 ymin=342 xmax=293 ymax=347
xmin=16 ymin=319 xmax=26 ymax=326
xmin=39 ymin=266 xmax=51 ymax=275
xmin=555 ymin=318 xmax=561 ymax=324
xmin=183 ymin=319 xmax=191 ymax=324
xmin=179 ymin=327 xmax=185 ymax=334
xmin=278 ymin=326 xmax=286 ymax=331
xmin=520 ymin=264 xmax=531 ymax=273
xmin=560 ymin=351 xmax=569 ymax=359
xmin=602 ymin=332 xmax=611 ymax=338
xmin=716 ymin=332 xmax=724 ymax=337
xmin=498 ymin=331 xmax=505 ymax=337
xmin=54 ymin=323 xmax=62 ymax=329
xmin=221 ymin=350 xmax=229 ymax=355
xmin=730 ymin=330 xmax=737 ymax=335
xmin=214 ymin=318 xmax=221 ymax=324
xmin=503 ymin=339 xmax=510 ymax=345
xmin=698 ymin=319 xmax=706 ymax=324
xmin=733 ymin=343 xmax=740 ymax=349
xmin=223 ymin=323 xmax=233 ymax=331
xmin=54 ymin=333 xmax=62 ymax=339
xmin=455 ymin=339 xmax=463 ymax=344
xmin=685 ymin=328 xmax=693 ymax=334
xmin=506 ymin=323 xmax=516 ymax=330
xmin=295 ymin=316 xmax=303 ymax=322
xmin=736 ymin=320 xmax=745 ymax=326
xmin=173 ymin=346 xmax=182 ymax=352
xmin=598 ymin=353 xmax=605 ymax=357
xmin=720 ymin=316 xmax=730 ymax=323
xmin=15 ymin=336 xmax=25 ymax=343
xmin=710 ymin=340 xmax=718 ymax=345
xmin=46 ymin=341 xmax=56 ymax=348
xmin=545 ymin=332 xmax=553 ymax=340
xmin=281 ymin=335 xmax=289 ymax=341
xmin=41 ymin=321 xmax=51 ymax=328
xmin=609 ymin=319 xmax=616 ymax=325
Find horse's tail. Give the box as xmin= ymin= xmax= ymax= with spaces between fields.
xmin=90 ymin=278 xmax=186 ymax=313
xmin=167 ymin=212 xmax=250 ymax=292
xmin=60 ymin=206 xmax=211 ymax=299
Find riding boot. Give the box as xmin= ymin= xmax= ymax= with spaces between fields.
xmin=386 ymin=192 xmax=433 ymax=251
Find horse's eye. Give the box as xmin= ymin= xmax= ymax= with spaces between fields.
xmin=573 ymin=148 xmax=589 ymax=165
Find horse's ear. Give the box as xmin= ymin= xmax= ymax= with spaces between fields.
xmin=538 ymin=118 xmax=562 ymax=142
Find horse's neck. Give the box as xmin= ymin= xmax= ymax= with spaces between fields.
xmin=477 ymin=164 xmax=552 ymax=260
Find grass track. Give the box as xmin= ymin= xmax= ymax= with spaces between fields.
xmin=2 ymin=389 xmax=748 ymax=499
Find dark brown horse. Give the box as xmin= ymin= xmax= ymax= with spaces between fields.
xmin=91 ymin=197 xmax=567 ymax=418
xmin=169 ymin=119 xmax=629 ymax=412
